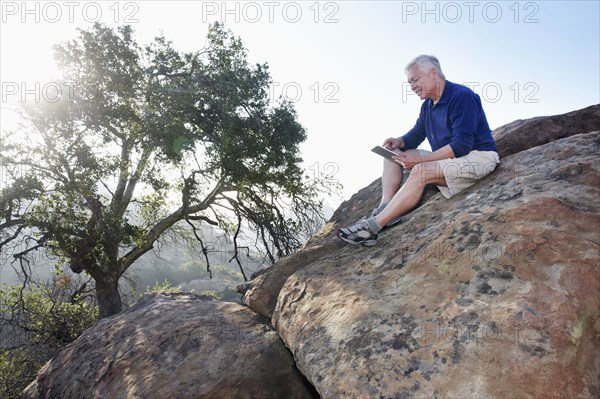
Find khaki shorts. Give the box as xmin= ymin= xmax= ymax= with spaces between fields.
xmin=433 ymin=150 xmax=500 ymax=198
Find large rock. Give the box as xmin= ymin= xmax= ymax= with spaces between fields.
xmin=271 ymin=130 xmax=600 ymax=398
xmin=240 ymin=238 xmax=346 ymax=318
xmin=492 ymin=104 xmax=600 ymax=158
xmin=23 ymin=105 xmax=600 ymax=399
xmin=240 ymin=182 xmax=441 ymax=319
xmin=241 ymin=104 xmax=600 ymax=320
xmin=22 ymin=293 xmax=317 ymax=399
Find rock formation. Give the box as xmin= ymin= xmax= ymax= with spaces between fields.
xmin=247 ymin=105 xmax=600 ymax=398
xmin=492 ymin=104 xmax=600 ymax=158
xmin=24 ymin=105 xmax=599 ymax=398
xmin=22 ymin=293 xmax=317 ymax=399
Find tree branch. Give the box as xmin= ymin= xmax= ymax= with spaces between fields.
xmin=118 ymin=146 xmax=153 ymax=217
xmin=229 ymin=212 xmax=248 ymax=281
xmin=184 ymin=217 xmax=212 ymax=279
xmin=117 ymin=179 xmax=227 ymax=275
xmin=0 ymin=224 xmax=24 ymax=251
xmin=11 ymin=235 xmax=48 ymax=260
xmin=0 ymin=218 xmax=23 ymax=231
xmin=111 ymin=138 xmax=132 ymax=213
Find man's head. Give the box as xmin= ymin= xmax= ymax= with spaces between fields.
xmin=405 ymin=55 xmax=446 ymax=101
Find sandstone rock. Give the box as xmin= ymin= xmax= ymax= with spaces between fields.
xmin=240 ymin=238 xmax=345 ymax=318
xmin=241 ymin=104 xmax=600 ymax=320
xmin=492 ymin=104 xmax=600 ymax=158
xmin=22 ymin=292 xmax=317 ymax=399
xmin=238 ymin=192 xmax=371 ymax=318
xmin=240 ymin=174 xmax=439 ymax=319
xmin=272 ymin=130 xmax=600 ymax=398
xmin=27 ymin=106 xmax=598 ymax=399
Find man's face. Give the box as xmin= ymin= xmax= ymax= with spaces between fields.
xmin=407 ymin=65 xmax=436 ymax=100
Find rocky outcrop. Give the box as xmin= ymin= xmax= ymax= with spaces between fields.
xmin=492 ymin=104 xmax=600 ymax=158
xmin=272 ymin=131 xmax=600 ymax=398
xmin=247 ymin=105 xmax=600 ymax=398
xmin=240 ymin=239 xmax=346 ymax=318
xmin=241 ymin=105 xmax=600 ymax=319
xmin=239 ymin=174 xmax=441 ymax=319
xmin=22 ymin=293 xmax=317 ymax=399
xmin=23 ymin=105 xmax=600 ymax=398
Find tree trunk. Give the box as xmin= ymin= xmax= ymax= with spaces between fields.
xmin=95 ymin=277 xmax=122 ymax=319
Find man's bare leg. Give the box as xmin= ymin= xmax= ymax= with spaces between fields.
xmin=381 ymin=156 xmax=404 ymax=206
xmin=336 ymin=159 xmax=446 ymax=246
xmin=380 ymin=149 xmax=430 ymax=207
xmin=375 ymin=161 xmax=447 ymax=227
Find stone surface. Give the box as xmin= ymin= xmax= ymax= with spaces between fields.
xmin=272 ymin=130 xmax=600 ymax=398
xmin=240 ymin=239 xmax=345 ymax=318
xmin=241 ymin=104 xmax=600 ymax=319
xmin=22 ymin=292 xmax=317 ymax=399
xmin=239 ymin=178 xmax=440 ymax=319
xmin=23 ymin=105 xmax=600 ymax=399
xmin=492 ymin=104 xmax=600 ymax=158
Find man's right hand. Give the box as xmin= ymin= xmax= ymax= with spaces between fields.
xmin=382 ymin=137 xmax=404 ymax=150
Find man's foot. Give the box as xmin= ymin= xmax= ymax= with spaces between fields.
xmin=337 ymin=219 xmax=378 ymax=246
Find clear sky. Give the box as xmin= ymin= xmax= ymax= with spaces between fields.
xmin=1 ymin=1 xmax=599 ymax=208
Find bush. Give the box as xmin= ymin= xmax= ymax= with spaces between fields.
xmin=0 ymin=273 xmax=97 ymax=398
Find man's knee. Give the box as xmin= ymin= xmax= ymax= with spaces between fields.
xmin=383 ymin=154 xmax=404 ymax=179
xmin=409 ymin=162 xmax=444 ymax=185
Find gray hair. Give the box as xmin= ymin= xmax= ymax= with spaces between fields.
xmin=405 ymin=55 xmax=446 ymax=79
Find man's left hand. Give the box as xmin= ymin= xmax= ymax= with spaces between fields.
xmin=392 ymin=151 xmax=425 ymax=170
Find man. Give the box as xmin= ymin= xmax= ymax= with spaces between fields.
xmin=337 ymin=55 xmax=499 ymax=246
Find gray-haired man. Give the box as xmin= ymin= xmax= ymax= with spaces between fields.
xmin=337 ymin=55 xmax=500 ymax=246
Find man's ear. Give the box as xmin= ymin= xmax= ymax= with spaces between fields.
xmin=430 ymin=67 xmax=438 ymax=78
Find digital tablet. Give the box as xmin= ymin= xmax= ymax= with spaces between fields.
xmin=371 ymin=145 xmax=401 ymax=160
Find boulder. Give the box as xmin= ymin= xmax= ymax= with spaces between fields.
xmin=241 ymin=104 xmax=600 ymax=320
xmin=239 ymin=238 xmax=346 ymax=318
xmin=23 ymin=105 xmax=600 ymax=399
xmin=22 ymin=293 xmax=318 ymax=399
xmin=272 ymin=130 xmax=600 ymax=398
xmin=492 ymin=104 xmax=599 ymax=158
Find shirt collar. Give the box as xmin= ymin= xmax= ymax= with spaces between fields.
xmin=431 ymin=80 xmax=452 ymax=107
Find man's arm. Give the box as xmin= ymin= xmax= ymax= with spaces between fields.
xmin=447 ymin=94 xmax=481 ymax=158
xmin=401 ymin=107 xmax=427 ymax=150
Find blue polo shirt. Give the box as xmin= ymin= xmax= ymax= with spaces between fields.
xmin=402 ymin=80 xmax=497 ymax=158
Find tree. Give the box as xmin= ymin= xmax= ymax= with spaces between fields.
xmin=0 ymin=22 xmax=332 ymax=318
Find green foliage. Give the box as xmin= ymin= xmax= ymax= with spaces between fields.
xmin=0 ymin=349 xmax=40 ymax=399
xmin=127 ymin=278 xmax=181 ymax=304
xmin=0 ymin=274 xmax=97 ymax=398
xmin=200 ymin=290 xmax=219 ymax=299
xmin=127 ymin=261 xmax=207 ymax=293
xmin=145 ymin=279 xmax=180 ymax=294
xmin=178 ymin=260 xmax=205 ymax=274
